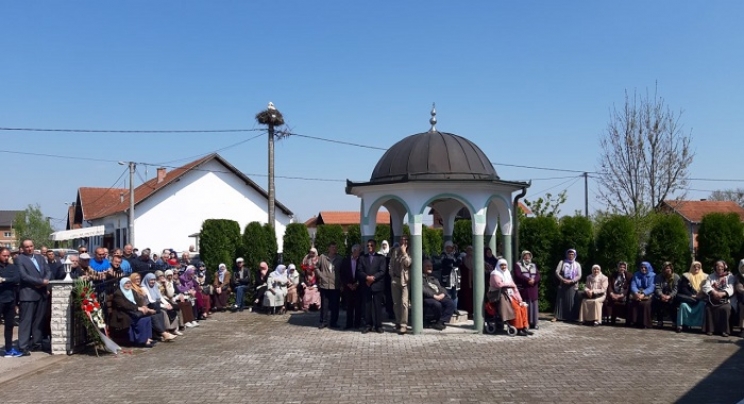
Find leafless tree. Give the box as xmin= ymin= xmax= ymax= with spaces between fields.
xmin=708 ymin=188 xmax=744 ymax=207
xmin=596 ymin=86 xmax=694 ymax=217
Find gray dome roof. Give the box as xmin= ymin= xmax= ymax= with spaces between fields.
xmin=369 ymin=131 xmax=499 ymax=183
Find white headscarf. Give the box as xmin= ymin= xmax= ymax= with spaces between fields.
xmin=270 ymin=264 xmax=288 ymax=284
xmin=218 ymin=263 xmax=227 ymax=283
xmin=379 ymin=240 xmax=390 ymax=256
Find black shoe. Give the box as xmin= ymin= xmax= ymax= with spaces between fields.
xmin=375 ymin=328 xmax=384 ymax=334
xmin=238 ymin=308 xmax=244 ymax=312
xmin=361 ymin=327 xmax=372 ymax=334
xmin=517 ymin=330 xmax=528 ymax=336
xmin=20 ymin=350 xmax=31 ymax=357
xmin=431 ymin=322 xmax=445 ymax=331
xmin=318 ymin=324 xmax=327 ymax=330
xmin=343 ymin=325 xmax=354 ymax=330
xmin=330 ymin=324 xmax=340 ymax=329
xmin=30 ymin=344 xmax=42 ymax=352
xmin=523 ymin=329 xmax=534 ymax=335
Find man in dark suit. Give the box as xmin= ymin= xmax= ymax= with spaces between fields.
xmin=356 ymin=239 xmax=387 ymax=333
xmin=340 ymin=244 xmax=362 ymax=330
xmin=16 ymin=239 xmax=51 ymax=355
xmin=0 ymin=247 xmax=21 ymax=356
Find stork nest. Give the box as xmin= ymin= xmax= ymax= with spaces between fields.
xmin=255 ymin=109 xmax=285 ymax=126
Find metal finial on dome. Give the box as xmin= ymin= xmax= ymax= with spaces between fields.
xmin=429 ymin=103 xmax=437 ymax=132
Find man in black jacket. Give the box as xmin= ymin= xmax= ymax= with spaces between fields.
xmin=423 ymin=258 xmax=455 ymax=331
xmin=0 ymin=248 xmax=21 ymax=357
xmin=357 ymin=239 xmax=387 ymax=333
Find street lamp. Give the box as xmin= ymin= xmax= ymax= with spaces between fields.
xmin=63 ymin=256 xmax=72 ymax=282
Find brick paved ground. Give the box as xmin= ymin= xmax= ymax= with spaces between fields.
xmin=0 ymin=311 xmax=742 ymax=404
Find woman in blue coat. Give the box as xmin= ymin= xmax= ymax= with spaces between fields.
xmin=628 ymin=262 xmax=655 ymax=328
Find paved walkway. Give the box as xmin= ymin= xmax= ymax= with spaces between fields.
xmin=0 ymin=311 xmax=742 ymax=404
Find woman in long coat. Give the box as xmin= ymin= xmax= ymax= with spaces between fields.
xmin=211 ymin=263 xmax=232 ymax=311
xmin=652 ymin=262 xmax=679 ymax=328
xmin=702 ymin=260 xmax=735 ymax=337
xmin=264 ymin=264 xmax=289 ymax=313
xmin=579 ymin=265 xmax=608 ymax=326
xmin=553 ymin=249 xmax=581 ymax=322
xmin=605 ymin=262 xmax=631 ymax=325
xmin=675 ymin=261 xmax=707 ymax=332
xmin=628 ymin=262 xmax=655 ymax=329
xmin=109 ymin=277 xmax=155 ymax=347
xmin=301 ymin=249 xmax=321 ymax=311
xmin=513 ymin=250 xmax=540 ymax=329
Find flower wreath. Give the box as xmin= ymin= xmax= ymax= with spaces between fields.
xmin=73 ymin=278 xmax=105 ymax=347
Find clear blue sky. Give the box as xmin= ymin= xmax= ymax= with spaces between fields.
xmin=2 ymin=1 xmax=743 ymax=229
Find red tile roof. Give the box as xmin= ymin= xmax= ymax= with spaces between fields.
xmin=79 ymin=153 xmax=292 ymax=221
xmin=661 ymin=200 xmax=744 ymax=223
xmin=305 ymin=211 xmax=391 ymax=227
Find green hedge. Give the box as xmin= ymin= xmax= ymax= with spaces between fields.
xmin=697 ymin=212 xmax=744 ymax=269
xmin=644 ymin=214 xmax=690 ymax=274
xmin=283 ymin=223 xmax=311 ymax=267
xmin=314 ymin=224 xmax=347 ymax=256
xmin=241 ymin=221 xmax=269 ymax=270
xmin=595 ymin=215 xmax=639 ymax=273
xmin=199 ymin=219 xmax=241 ymax=275
xmin=519 ymin=216 xmax=560 ymax=311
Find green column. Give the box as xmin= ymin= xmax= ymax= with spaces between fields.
xmin=472 ymin=233 xmax=484 ymax=334
xmin=410 ymin=215 xmax=423 ymax=335
xmin=502 ymin=234 xmax=512 ymax=266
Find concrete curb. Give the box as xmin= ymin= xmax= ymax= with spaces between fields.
xmin=0 ymin=355 xmax=68 ymax=386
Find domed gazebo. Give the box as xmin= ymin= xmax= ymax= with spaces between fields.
xmin=346 ymin=106 xmax=530 ymax=334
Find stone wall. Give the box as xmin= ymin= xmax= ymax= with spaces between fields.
xmin=49 ymin=280 xmax=74 ymax=355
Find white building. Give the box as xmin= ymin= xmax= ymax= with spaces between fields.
xmin=63 ymin=153 xmax=294 ymax=253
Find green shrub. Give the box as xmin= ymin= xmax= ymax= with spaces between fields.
xmin=519 ymin=215 xmax=560 ymax=311
xmin=282 ymin=223 xmax=311 ymax=268
xmin=199 ymin=219 xmax=241 ymax=276
xmin=263 ymin=223 xmax=279 ymax=268
xmin=375 ymin=224 xmax=391 ymax=246
xmin=644 ymin=214 xmax=690 ymax=274
xmin=595 ymin=215 xmax=639 ymax=273
xmin=241 ymin=221 xmax=269 ymax=270
xmin=423 ymin=226 xmax=443 ymax=257
xmin=453 ymin=220 xmax=472 ymax=252
xmin=314 ymin=224 xmax=347 ymax=256
xmin=697 ymin=212 xmax=744 ymax=269
xmin=346 ymin=224 xmax=362 ymax=249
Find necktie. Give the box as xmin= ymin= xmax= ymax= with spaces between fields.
xmin=369 ymin=255 xmax=373 ymax=264
xmin=31 ymin=256 xmax=40 ymax=272
xmin=351 ymin=260 xmax=356 ymax=277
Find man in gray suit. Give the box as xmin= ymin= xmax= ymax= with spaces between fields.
xmin=16 ymin=239 xmax=51 ymax=355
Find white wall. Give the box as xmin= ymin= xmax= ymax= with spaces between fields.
xmin=130 ymin=159 xmax=292 ymax=254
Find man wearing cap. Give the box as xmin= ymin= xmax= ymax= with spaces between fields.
xmin=232 ymin=258 xmax=252 ymax=312
xmin=513 ymin=250 xmax=541 ymax=330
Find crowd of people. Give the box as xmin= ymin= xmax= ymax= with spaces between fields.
xmin=1 ymin=237 xmax=743 ymax=356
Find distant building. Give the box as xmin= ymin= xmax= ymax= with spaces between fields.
xmin=659 ymin=199 xmax=744 ymax=254
xmin=64 ymin=153 xmax=294 ymax=253
xmin=0 ymin=210 xmax=22 ymax=249
xmin=429 ymin=202 xmax=532 ymax=228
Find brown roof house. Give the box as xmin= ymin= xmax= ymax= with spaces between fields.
xmin=66 ymin=153 xmax=294 ymax=253
xmin=304 ymin=211 xmax=390 ymax=244
xmin=658 ymin=200 xmax=744 ymax=253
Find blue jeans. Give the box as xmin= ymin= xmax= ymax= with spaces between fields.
xmin=447 ymin=288 xmax=458 ymax=311
xmin=235 ymin=285 xmax=249 ymax=309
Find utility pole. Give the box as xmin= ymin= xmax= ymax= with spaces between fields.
xmin=119 ymin=161 xmax=136 ymax=246
xmin=584 ymin=172 xmax=589 ymax=218
xmin=255 ymin=102 xmax=285 ymax=229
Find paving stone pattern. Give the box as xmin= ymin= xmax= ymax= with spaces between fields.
xmin=0 ymin=311 xmax=742 ymax=404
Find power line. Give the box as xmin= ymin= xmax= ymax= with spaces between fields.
xmin=526 ymin=175 xmax=583 ymax=199
xmin=81 ymin=167 xmax=129 ymax=208
xmin=282 ymin=131 xmax=388 ymax=151
xmin=151 ymin=133 xmax=266 ymax=166
xmin=493 ymin=162 xmax=596 ymax=174
xmin=0 ymin=149 xmax=120 ymax=163
xmin=0 ymin=127 xmax=265 ymax=134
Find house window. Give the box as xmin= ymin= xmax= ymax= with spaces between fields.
xmin=3 ymin=232 xmax=10 ymax=237
xmin=3 ymin=243 xmax=10 ymax=248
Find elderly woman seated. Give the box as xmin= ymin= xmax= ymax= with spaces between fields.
xmin=162 ymin=269 xmax=197 ymax=328
xmin=423 ymin=259 xmax=457 ymax=331
xmin=653 ymin=262 xmax=679 ymax=329
xmin=736 ymin=259 xmax=744 ymax=338
xmin=142 ymin=272 xmax=182 ymax=337
xmin=285 ymin=264 xmax=301 ymax=311
xmin=605 ymin=262 xmax=631 ymax=325
xmin=489 ymin=258 xmax=532 ymax=336
xmin=676 ymin=261 xmax=707 ymax=333
xmin=702 ymin=260 xmax=735 ymax=337
xmin=211 ymin=263 xmax=232 ymax=312
xmin=264 ymin=265 xmax=289 ymax=314
xmin=130 ymin=273 xmax=177 ymax=342
xmin=109 ymin=277 xmax=155 ymax=347
xmin=579 ymin=265 xmax=608 ymax=326
xmin=628 ymin=262 xmax=655 ymax=329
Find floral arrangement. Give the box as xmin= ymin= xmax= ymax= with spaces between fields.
xmin=73 ymin=278 xmax=105 ymax=347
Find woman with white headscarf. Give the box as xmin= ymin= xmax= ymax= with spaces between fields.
xmin=489 ymin=258 xmax=532 ymax=336
xmin=211 ymin=263 xmax=232 ymax=312
xmin=142 ymin=272 xmax=179 ymax=339
xmin=285 ymin=264 xmax=301 ymax=310
xmin=264 ymin=264 xmax=289 ymax=314
xmin=553 ymin=249 xmax=582 ymax=322
xmin=109 ymin=277 xmax=155 ymax=347
xmin=579 ymin=265 xmax=608 ymax=326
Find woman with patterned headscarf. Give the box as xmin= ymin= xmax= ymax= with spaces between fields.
xmin=675 ymin=261 xmax=707 ymax=333
xmin=552 ymin=249 xmax=582 ymax=322
xmin=652 ymin=262 xmax=679 ymax=329
xmin=211 ymin=263 xmax=232 ymax=312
